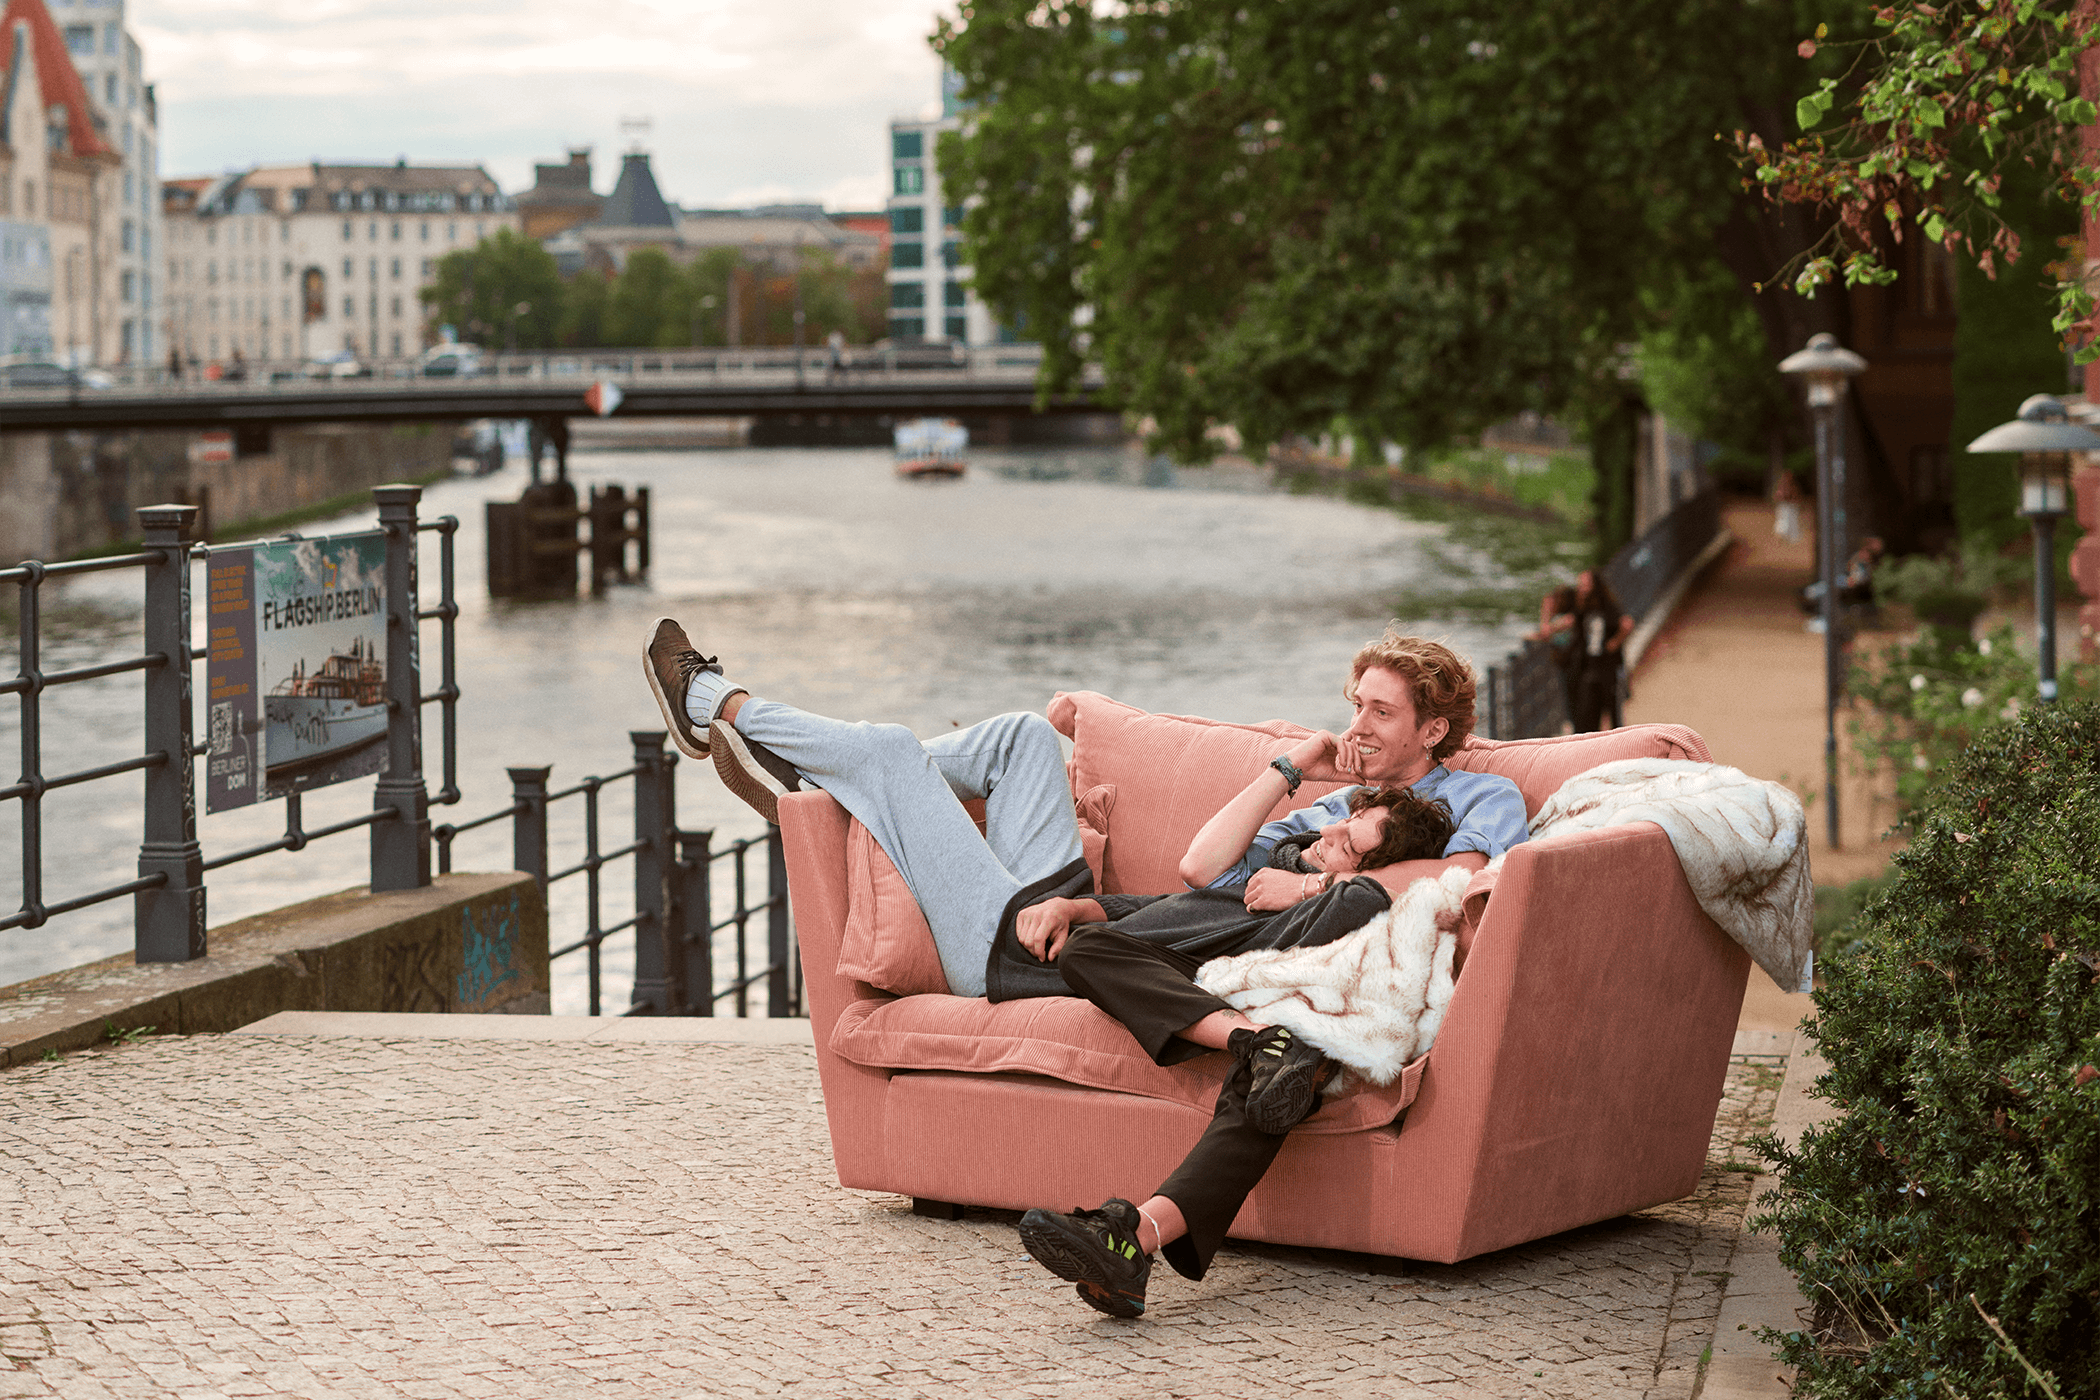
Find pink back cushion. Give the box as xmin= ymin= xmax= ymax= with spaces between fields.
xmin=1046 ymin=691 xmax=1350 ymax=895
xmin=835 ymin=817 xmax=952 ymax=996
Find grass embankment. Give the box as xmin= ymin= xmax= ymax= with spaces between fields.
xmin=1280 ymin=447 xmax=1596 ymax=625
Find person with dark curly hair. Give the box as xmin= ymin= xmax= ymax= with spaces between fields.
xmin=1004 ymin=785 xmax=1458 ymax=1318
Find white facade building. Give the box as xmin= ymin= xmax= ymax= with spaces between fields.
xmin=886 ymin=70 xmax=1010 ymax=347
xmin=163 ymin=163 xmax=517 ymax=365
xmin=48 ymin=0 xmax=157 ymax=364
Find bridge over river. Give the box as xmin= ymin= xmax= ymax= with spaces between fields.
xmin=0 ymin=345 xmax=1104 ymax=434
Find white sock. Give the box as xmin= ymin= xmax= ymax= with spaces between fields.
xmin=683 ymin=671 xmax=745 ymax=728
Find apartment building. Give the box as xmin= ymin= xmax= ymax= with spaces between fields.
xmin=163 ymin=162 xmax=518 ymax=364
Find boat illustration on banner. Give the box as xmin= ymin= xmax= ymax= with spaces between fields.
xmin=264 ymin=635 xmax=388 ymax=777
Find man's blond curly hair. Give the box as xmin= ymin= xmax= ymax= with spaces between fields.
xmin=1345 ymin=629 xmax=1477 ymax=762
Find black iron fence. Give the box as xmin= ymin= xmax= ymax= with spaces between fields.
xmin=2 ymin=488 xmax=458 ymax=954
xmin=1480 ymin=489 xmax=1726 ymax=740
xmin=433 ymin=733 xmax=796 ymax=1020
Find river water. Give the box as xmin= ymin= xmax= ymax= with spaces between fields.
xmin=0 ymin=443 xmax=1536 ymax=1010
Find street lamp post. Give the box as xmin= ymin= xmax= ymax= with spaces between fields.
xmin=1779 ymin=332 xmax=1868 ymax=849
xmin=1965 ymin=394 xmax=2100 ymax=702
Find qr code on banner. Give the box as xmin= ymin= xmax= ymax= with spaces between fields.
xmin=209 ymin=701 xmax=232 ymax=754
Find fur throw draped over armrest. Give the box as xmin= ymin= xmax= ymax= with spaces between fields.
xmin=1523 ymin=757 xmax=1812 ymax=993
xmin=1191 ymin=758 xmax=1812 ymax=1086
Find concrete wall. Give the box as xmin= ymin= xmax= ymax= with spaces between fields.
xmin=0 ymin=872 xmax=549 ymax=1066
xmin=0 ymin=422 xmax=454 ymax=564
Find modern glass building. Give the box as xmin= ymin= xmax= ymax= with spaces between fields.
xmin=885 ymin=69 xmax=1016 ymax=346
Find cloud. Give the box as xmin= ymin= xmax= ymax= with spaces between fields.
xmin=135 ymin=0 xmax=950 ymax=209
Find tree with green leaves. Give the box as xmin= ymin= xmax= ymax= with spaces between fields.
xmin=604 ymin=248 xmax=684 ymax=346
xmin=1737 ymin=1 xmax=2090 ymax=545
xmin=419 ymin=228 xmax=564 ymax=349
xmin=1737 ymin=0 xmax=2092 ymax=314
xmin=935 ymin=0 xmax=1872 ymax=554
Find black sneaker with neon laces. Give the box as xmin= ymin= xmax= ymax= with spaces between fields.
xmin=1018 ymin=1198 xmax=1152 ymax=1319
xmin=709 ymin=720 xmax=802 ymax=826
xmin=1236 ymin=1024 xmax=1338 ymax=1135
xmin=641 ymin=618 xmax=744 ymax=760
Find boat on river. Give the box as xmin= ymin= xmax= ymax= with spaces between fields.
xmin=264 ymin=636 xmax=388 ymax=776
xmin=894 ymin=417 xmax=968 ymax=478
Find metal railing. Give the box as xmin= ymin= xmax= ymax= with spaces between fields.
xmin=2 ymin=343 xmax=1058 ymax=397
xmin=1480 ymin=488 xmax=1725 ymax=740
xmin=434 ymin=731 xmax=796 ymax=1019
xmin=2 ymin=488 xmax=459 ymax=955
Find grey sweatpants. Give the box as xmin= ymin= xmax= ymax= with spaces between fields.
xmin=733 ymin=701 xmax=1084 ymax=997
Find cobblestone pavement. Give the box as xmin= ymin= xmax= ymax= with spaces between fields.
xmin=1 ymin=1035 xmax=1783 ymax=1400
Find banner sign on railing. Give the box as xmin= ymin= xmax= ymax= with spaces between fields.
xmin=206 ymin=531 xmax=389 ymax=811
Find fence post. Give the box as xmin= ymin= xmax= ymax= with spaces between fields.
xmin=678 ymin=829 xmax=714 ymax=1015
xmin=509 ymin=766 xmax=550 ymax=891
xmin=135 ymin=503 xmax=205 ymax=962
xmin=766 ymin=825 xmax=791 ymax=1017
xmin=1482 ymin=665 xmax=1501 ymax=742
xmin=627 ymin=730 xmax=678 ymax=1015
xmin=370 ymin=485 xmax=431 ymax=890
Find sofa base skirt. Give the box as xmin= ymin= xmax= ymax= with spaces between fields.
xmin=856 ymin=1068 xmax=1680 ymax=1266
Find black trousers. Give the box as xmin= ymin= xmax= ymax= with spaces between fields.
xmin=1570 ymin=662 xmax=1622 ymax=733
xmin=1057 ymin=925 xmax=1292 ymax=1281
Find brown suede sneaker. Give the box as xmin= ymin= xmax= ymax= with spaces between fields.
xmin=641 ymin=617 xmax=744 ymax=760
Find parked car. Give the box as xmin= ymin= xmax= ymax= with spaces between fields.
xmin=0 ymin=359 xmax=114 ymax=390
xmin=419 ymin=344 xmax=487 ymax=378
xmin=304 ymin=352 xmax=370 ymax=380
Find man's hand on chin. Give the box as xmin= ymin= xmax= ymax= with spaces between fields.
xmin=1292 ymin=732 xmax=1368 ymax=785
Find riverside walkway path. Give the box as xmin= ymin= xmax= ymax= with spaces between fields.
xmin=2 ymin=1015 xmax=1787 ymax=1400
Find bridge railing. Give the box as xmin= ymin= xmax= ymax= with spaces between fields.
xmin=18 ymin=344 xmax=1053 ymax=396
xmin=1 ymin=487 xmax=460 ymax=957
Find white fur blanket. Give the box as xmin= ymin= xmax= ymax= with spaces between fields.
xmin=1194 ymin=758 xmax=1812 ymax=1086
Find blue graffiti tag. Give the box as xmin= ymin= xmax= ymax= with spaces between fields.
xmin=456 ymin=895 xmax=523 ymax=1010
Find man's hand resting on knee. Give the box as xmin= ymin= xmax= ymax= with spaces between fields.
xmin=1015 ymin=896 xmax=1107 ymax=963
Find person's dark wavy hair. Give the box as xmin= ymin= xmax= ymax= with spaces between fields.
xmin=1348 ymin=785 xmax=1456 ymax=870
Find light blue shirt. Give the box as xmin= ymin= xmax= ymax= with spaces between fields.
xmin=1201 ymin=765 xmax=1530 ymax=889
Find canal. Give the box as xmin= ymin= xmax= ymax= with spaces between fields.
xmin=1 ymin=443 xmax=1544 ymax=1011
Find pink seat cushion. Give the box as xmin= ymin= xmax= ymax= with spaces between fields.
xmin=831 ymin=991 xmax=1424 ymax=1135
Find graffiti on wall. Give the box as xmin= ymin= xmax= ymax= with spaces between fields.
xmin=456 ymin=893 xmax=524 ymax=1012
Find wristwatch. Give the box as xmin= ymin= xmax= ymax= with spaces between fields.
xmin=1269 ymin=755 xmax=1303 ymax=796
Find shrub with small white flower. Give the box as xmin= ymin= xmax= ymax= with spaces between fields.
xmin=1850 ymin=624 xmax=2099 ymax=815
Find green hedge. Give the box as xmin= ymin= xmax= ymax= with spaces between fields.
xmin=1755 ymin=702 xmax=2100 ymax=1398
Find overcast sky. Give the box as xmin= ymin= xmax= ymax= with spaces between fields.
xmin=130 ymin=0 xmax=951 ymax=211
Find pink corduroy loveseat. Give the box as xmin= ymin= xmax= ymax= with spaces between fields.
xmin=776 ymin=691 xmax=1748 ymax=1265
